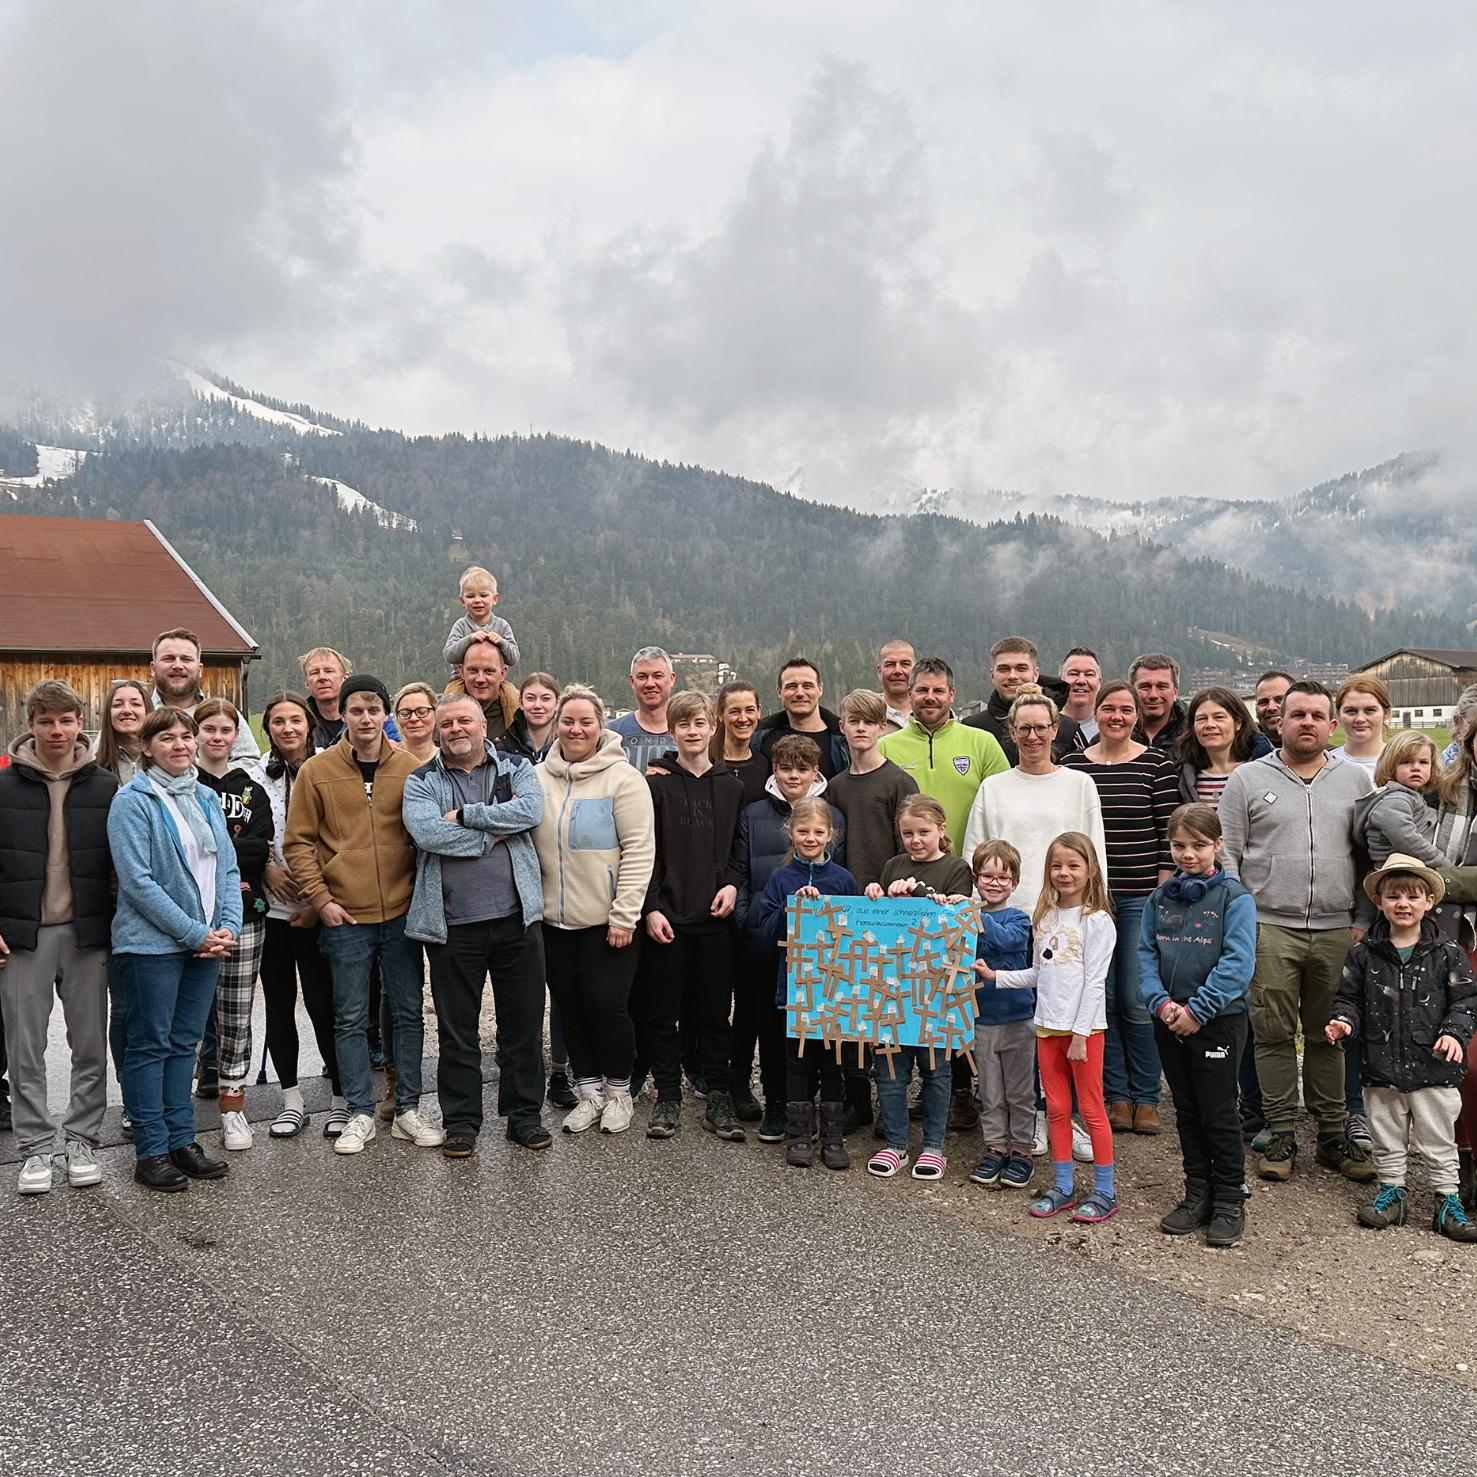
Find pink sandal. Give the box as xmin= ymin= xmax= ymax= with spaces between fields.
xmin=911 ymin=1150 xmax=947 ymax=1181
xmin=867 ymin=1147 xmax=909 ymax=1178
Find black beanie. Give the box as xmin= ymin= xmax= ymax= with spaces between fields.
xmin=338 ymin=674 xmax=392 ymax=712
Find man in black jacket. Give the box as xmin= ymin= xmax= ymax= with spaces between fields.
xmin=963 ymin=637 xmax=1080 ymax=764
xmin=755 ymin=657 xmax=849 ymax=778
xmin=1131 ymin=652 xmax=1187 ymax=750
xmin=0 ymin=681 xmax=117 ymax=1195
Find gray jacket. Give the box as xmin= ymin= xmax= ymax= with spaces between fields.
xmin=1353 ymin=781 xmax=1442 ymax=869
xmin=1219 ymin=752 xmax=1372 ymax=930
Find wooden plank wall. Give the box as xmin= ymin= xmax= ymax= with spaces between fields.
xmin=1360 ymin=654 xmax=1477 ymax=709
xmin=0 ymin=658 xmax=245 ymax=748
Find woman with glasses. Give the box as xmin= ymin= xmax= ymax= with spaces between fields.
xmin=393 ymin=682 xmax=440 ymax=765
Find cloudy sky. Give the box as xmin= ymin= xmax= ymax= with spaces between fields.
xmin=3 ymin=1 xmax=1474 ymax=506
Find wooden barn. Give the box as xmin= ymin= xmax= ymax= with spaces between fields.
xmin=1352 ymin=648 xmax=1477 ymax=729
xmin=0 ymin=514 xmax=259 ymax=743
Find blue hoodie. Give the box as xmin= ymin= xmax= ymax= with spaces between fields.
xmin=973 ymin=907 xmax=1034 ymax=1024
xmin=1136 ymin=868 xmax=1255 ymax=1023
xmin=757 ymin=854 xmax=858 ymax=1006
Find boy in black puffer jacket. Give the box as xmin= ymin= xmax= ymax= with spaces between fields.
xmin=1328 ymin=854 xmax=1477 ymax=1242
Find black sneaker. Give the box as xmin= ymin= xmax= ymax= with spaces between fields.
xmin=703 ymin=1091 xmax=746 ymax=1142
xmin=647 ymin=1098 xmax=680 ymax=1139
xmin=545 ymin=1071 xmax=577 ymax=1110
xmin=731 ymin=1085 xmax=764 ymax=1123
xmin=1205 ymin=1198 xmax=1246 ymax=1248
xmin=1239 ymin=1109 xmax=1266 ymax=1140
xmin=134 ymin=1155 xmax=189 ymax=1193
xmin=757 ymin=1102 xmax=786 ymax=1142
xmin=194 ymin=1070 xmax=219 ymax=1101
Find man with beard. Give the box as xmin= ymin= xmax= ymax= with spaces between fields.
xmin=149 ymin=629 xmax=260 ymax=764
xmin=877 ymin=640 xmax=916 ymax=731
xmin=1254 ymin=670 xmax=1295 ymax=749
xmin=755 ymin=658 xmax=848 ymax=778
xmin=964 ymin=637 xmax=1079 ymax=764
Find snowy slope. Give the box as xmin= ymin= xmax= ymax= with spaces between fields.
xmin=307 ymin=475 xmax=418 ymax=532
xmin=0 ymin=444 xmax=89 ymax=496
xmin=169 ymin=362 xmax=341 ymax=436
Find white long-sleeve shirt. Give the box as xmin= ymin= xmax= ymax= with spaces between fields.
xmin=962 ymin=766 xmax=1107 ymax=914
xmin=996 ymin=905 xmax=1114 ymax=1035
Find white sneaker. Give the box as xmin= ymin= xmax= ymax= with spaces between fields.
xmin=1071 ymin=1118 xmax=1094 ymax=1163
xmin=390 ymin=1108 xmax=446 ymax=1147
xmin=562 ymin=1094 xmax=606 ymax=1135
xmin=600 ymin=1090 xmax=635 ymax=1135
xmin=1032 ymin=1109 xmax=1049 ymax=1157
xmin=334 ymin=1113 xmax=377 ymax=1155
xmin=18 ymin=1154 xmax=54 ymax=1194
xmin=221 ymin=1111 xmax=254 ymax=1151
xmin=65 ymin=1141 xmax=102 ymax=1187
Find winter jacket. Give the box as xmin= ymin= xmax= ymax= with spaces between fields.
xmin=1134 ymin=700 xmax=1187 ymax=752
xmin=403 ymin=742 xmax=544 ymax=943
xmin=198 ymin=766 xmax=274 ymax=922
xmin=963 ymin=677 xmax=1081 ymax=765
xmin=444 ymin=613 xmax=520 ymax=669
xmin=996 ymin=905 xmax=1115 ymax=1036
xmin=1219 ymin=752 xmax=1372 ymax=930
xmin=1136 ymin=870 xmax=1255 ymax=1024
xmin=645 ymin=763 xmax=745 ymax=933
xmin=732 ymin=779 xmax=848 ymax=962
xmin=284 ymin=735 xmax=420 ymax=923
xmin=876 ymin=717 xmax=1009 ymax=851
xmin=755 ymin=708 xmax=850 ymax=779
xmin=534 ymin=731 xmax=655 ymax=934
xmin=0 ymin=738 xmax=116 ymax=953
xmin=497 ymin=711 xmax=553 ymax=766
xmin=973 ymin=907 xmax=1034 ymax=1024
xmin=1353 ymin=781 xmax=1442 ymax=869
xmin=107 ymin=772 xmax=242 ymax=954
xmin=1433 ymin=774 xmax=1477 ymax=949
xmin=756 ymin=855 xmax=859 ymax=1006
xmin=1330 ymin=918 xmax=1477 ymax=1092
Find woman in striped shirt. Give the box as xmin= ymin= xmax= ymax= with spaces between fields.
xmin=1063 ymin=681 xmax=1181 ymax=1133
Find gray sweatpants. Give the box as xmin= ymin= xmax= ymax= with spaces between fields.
xmin=975 ymin=1018 xmax=1037 ymax=1154
xmin=1365 ymin=1083 xmax=1461 ymax=1194
xmin=0 ymin=924 xmax=109 ymax=1158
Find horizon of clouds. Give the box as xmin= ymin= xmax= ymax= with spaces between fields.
xmin=4 ymin=1 xmax=1477 ymax=506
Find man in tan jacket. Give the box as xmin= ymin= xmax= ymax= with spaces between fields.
xmin=285 ymin=675 xmax=440 ymax=1156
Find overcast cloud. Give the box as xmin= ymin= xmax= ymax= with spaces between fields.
xmin=3 ymin=0 xmax=1476 ymax=505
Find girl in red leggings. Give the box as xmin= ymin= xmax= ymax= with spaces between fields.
xmin=982 ymin=832 xmax=1117 ymax=1222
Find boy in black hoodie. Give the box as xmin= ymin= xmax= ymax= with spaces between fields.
xmin=642 ymin=691 xmax=746 ymax=1142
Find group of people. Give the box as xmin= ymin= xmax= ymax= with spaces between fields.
xmin=2 ymin=565 xmax=1476 ymax=1248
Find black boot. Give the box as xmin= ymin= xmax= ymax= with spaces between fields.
xmin=1205 ymin=1195 xmax=1246 ymax=1248
xmin=1159 ymin=1177 xmax=1213 ymax=1236
xmin=819 ymin=1102 xmax=851 ymax=1171
xmin=134 ymin=1155 xmax=189 ymax=1193
xmin=785 ymin=1102 xmax=815 ymax=1167
xmin=703 ymin=1091 xmax=745 ymax=1142
xmin=1459 ymin=1149 xmax=1476 ymax=1212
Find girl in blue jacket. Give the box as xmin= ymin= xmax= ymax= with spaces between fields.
xmin=1137 ymin=803 xmax=1255 ymax=1247
xmin=758 ymin=797 xmax=858 ymax=1171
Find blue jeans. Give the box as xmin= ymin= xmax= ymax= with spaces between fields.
xmin=1103 ymin=894 xmax=1161 ymax=1106
xmin=875 ymin=1046 xmax=950 ymax=1151
xmin=117 ymin=952 xmax=222 ymax=1160
xmin=319 ymin=915 xmax=423 ymax=1118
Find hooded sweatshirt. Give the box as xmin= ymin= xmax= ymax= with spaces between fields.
xmin=198 ymin=765 xmax=274 ymax=920
xmin=1219 ymin=751 xmax=1373 ymax=929
xmin=644 ymin=761 xmax=745 ymax=932
xmin=535 ymin=729 xmax=656 ymax=933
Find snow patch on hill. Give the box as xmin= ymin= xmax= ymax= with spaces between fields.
xmin=307 ymin=475 xmax=418 ymax=532
xmin=1 ymin=444 xmax=89 ymax=496
xmin=170 ymin=362 xmax=341 ymax=436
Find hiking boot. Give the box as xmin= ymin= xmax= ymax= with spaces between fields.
xmin=1159 ymin=1178 xmax=1212 ymax=1236
xmin=1108 ymin=1101 xmax=1133 ymax=1133
xmin=757 ymin=1101 xmax=786 ymax=1143
xmin=546 ymin=1071 xmax=577 ymax=1110
xmin=1205 ymin=1197 xmax=1246 ymax=1248
xmin=1459 ymin=1149 xmax=1476 ymax=1212
xmin=1132 ymin=1103 xmax=1162 ymax=1135
xmin=785 ymin=1102 xmax=815 ymax=1167
xmin=730 ymin=1085 xmax=764 ymax=1123
xmin=646 ymin=1098 xmax=680 ymax=1139
xmin=841 ymin=1099 xmax=874 ymax=1134
xmin=1256 ymin=1133 xmax=1297 ymax=1182
xmin=1316 ymin=1132 xmax=1377 ymax=1182
xmin=1357 ymin=1184 xmax=1409 ymax=1229
xmin=1432 ymin=1192 xmax=1477 ymax=1243
xmin=819 ymin=1103 xmax=850 ymax=1171
xmin=948 ymin=1089 xmax=979 ymax=1132
xmin=703 ymin=1091 xmax=745 ymax=1142
xmin=377 ymin=1063 xmax=398 ymax=1122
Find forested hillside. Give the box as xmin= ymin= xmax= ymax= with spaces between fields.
xmin=4 ymin=423 xmax=1465 ymax=706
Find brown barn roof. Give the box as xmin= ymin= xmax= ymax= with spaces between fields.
xmin=1355 ymin=648 xmax=1477 ymax=673
xmin=0 ymin=515 xmax=257 ymax=656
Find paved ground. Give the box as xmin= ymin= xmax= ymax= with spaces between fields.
xmin=6 ymin=1044 xmax=1477 ymax=1476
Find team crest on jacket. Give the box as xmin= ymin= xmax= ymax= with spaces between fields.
xmin=953 ymin=756 xmax=971 ymax=775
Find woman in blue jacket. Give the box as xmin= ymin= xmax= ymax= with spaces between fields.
xmin=108 ymin=707 xmax=242 ymax=1193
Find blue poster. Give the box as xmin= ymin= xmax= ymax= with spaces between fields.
xmin=783 ymin=895 xmax=981 ymax=1062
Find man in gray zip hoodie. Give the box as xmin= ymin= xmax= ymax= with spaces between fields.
xmin=1220 ymin=681 xmax=1377 ymax=1185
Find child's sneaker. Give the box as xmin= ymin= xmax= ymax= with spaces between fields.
xmin=999 ymin=1152 xmax=1034 ymax=1189
xmin=1356 ymin=1183 xmax=1408 ymax=1229
xmin=757 ymin=1102 xmax=786 ymax=1143
xmin=1432 ymin=1192 xmax=1477 ymax=1243
xmin=970 ymin=1150 xmax=1008 ymax=1186
xmin=1031 ymin=1109 xmax=1048 ymax=1157
xmin=867 ymin=1147 xmax=909 ymax=1178
xmin=1070 ymin=1191 xmax=1119 ymax=1224
xmin=646 ymin=1098 xmax=680 ymax=1139
xmin=1070 ymin=1119 xmax=1094 ymax=1163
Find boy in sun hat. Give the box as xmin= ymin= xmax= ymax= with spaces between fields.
xmin=1327 ymin=854 xmax=1477 ymax=1242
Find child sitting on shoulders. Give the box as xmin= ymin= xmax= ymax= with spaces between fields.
xmin=979 ymin=832 xmax=1117 ymax=1223
xmin=443 ymin=565 xmax=521 ymax=691
xmin=1137 ymin=803 xmax=1256 ymax=1248
xmin=1327 ymin=854 xmax=1477 ymax=1243
xmin=968 ymin=840 xmax=1035 ymax=1192
xmin=864 ymin=794 xmax=972 ymax=1182
xmin=758 ymin=797 xmax=858 ymax=1171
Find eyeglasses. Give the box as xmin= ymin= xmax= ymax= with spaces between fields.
xmin=1013 ymin=723 xmax=1055 ymax=736
xmin=396 ymin=706 xmax=434 ymax=721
